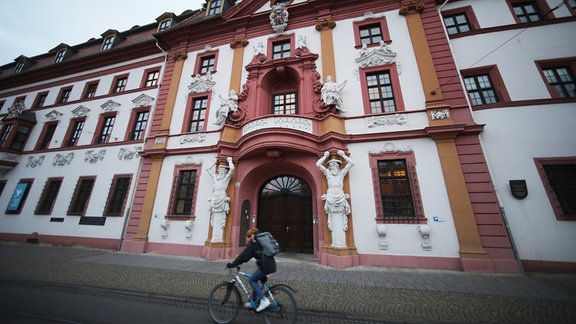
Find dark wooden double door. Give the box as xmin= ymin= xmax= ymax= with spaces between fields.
xmin=257 ymin=176 xmax=313 ymax=254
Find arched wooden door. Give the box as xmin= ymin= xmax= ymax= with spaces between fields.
xmin=258 ymin=176 xmax=313 ymax=254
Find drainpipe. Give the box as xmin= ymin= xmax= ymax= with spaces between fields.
xmin=436 ymin=0 xmax=524 ymax=272
xmin=117 ymin=39 xmax=169 ymax=251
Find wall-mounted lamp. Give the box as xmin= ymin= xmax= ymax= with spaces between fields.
xmin=509 ymin=180 xmax=528 ymax=199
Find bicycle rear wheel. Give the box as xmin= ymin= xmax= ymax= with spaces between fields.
xmin=208 ymin=282 xmax=241 ymax=324
xmin=263 ymin=285 xmax=298 ymax=324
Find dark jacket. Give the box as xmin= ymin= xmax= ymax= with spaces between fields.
xmin=229 ymin=239 xmax=277 ymax=274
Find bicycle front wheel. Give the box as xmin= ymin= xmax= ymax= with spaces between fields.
xmin=208 ymin=282 xmax=241 ymax=324
xmin=264 ymin=285 xmax=298 ymax=324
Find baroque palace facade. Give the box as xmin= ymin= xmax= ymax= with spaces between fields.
xmin=0 ymin=0 xmax=575 ymax=272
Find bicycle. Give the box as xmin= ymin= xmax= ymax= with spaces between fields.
xmin=208 ymin=266 xmax=298 ymax=324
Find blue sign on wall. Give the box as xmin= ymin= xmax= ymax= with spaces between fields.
xmin=7 ymin=182 xmax=29 ymax=212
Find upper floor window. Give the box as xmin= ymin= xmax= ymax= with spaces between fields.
xmin=58 ymin=87 xmax=72 ymax=103
xmin=101 ymin=35 xmax=115 ymax=51
xmin=0 ymin=100 xmax=5 ymax=112
xmin=442 ymin=6 xmax=479 ymax=36
xmin=535 ymin=157 xmax=576 ymax=221
xmin=187 ymin=97 xmax=207 ymax=132
xmin=64 ymin=118 xmax=85 ymax=147
xmin=207 ymin=0 xmax=223 ymax=16
xmin=54 ymin=49 xmax=66 ymax=63
xmin=0 ymin=122 xmax=32 ymax=151
xmin=272 ymin=92 xmax=297 ymax=114
xmin=200 ymin=56 xmax=215 ymax=74
xmin=508 ymin=0 xmax=551 ymax=23
xmin=111 ymin=75 xmax=128 ymax=93
xmin=104 ymin=175 xmax=132 ymax=216
xmin=542 ymin=67 xmax=575 ymax=98
xmin=461 ymin=65 xmax=511 ymax=107
xmin=33 ymin=92 xmax=48 ymax=108
xmin=83 ymin=82 xmax=99 ymax=99
xmin=272 ymin=40 xmax=291 ymax=59
xmin=36 ymin=122 xmax=58 ymax=150
xmin=6 ymin=179 xmax=33 ymax=214
xmin=0 ymin=124 xmax=13 ymax=147
xmin=144 ymin=70 xmax=160 ymax=87
xmin=366 ymin=71 xmax=397 ymax=113
xmin=158 ymin=19 xmax=172 ymax=31
xmin=128 ymin=109 xmax=149 ymax=141
xmin=67 ymin=176 xmax=95 ymax=216
xmin=10 ymin=124 xmax=31 ymax=151
xmin=35 ymin=177 xmax=63 ymax=215
xmin=95 ymin=114 xmax=116 ymax=144
xmin=353 ymin=16 xmax=391 ymax=48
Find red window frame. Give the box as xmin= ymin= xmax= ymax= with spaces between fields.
xmin=353 ymin=15 xmax=391 ymax=49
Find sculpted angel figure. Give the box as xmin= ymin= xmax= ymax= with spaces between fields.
xmin=321 ymin=75 xmax=347 ymax=112
xmin=215 ymin=90 xmax=238 ymax=126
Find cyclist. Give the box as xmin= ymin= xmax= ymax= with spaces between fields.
xmin=226 ymin=228 xmax=277 ymax=312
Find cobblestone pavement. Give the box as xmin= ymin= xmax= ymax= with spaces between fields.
xmin=1 ymin=243 xmax=575 ymax=323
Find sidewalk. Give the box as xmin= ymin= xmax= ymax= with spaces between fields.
xmin=1 ymin=242 xmax=575 ymax=323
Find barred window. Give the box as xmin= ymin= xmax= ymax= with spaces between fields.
xmin=172 ymin=170 xmax=196 ymax=215
xmin=68 ymin=177 xmax=95 ymax=216
xmin=536 ymin=158 xmax=576 ymax=221
xmin=105 ymin=176 xmax=132 ymax=216
xmin=35 ymin=178 xmax=63 ymax=215
xmin=378 ymin=160 xmax=416 ymax=219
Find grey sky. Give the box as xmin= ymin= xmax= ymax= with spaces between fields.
xmin=0 ymin=0 xmax=204 ymax=66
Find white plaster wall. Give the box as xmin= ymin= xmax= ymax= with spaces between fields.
xmin=475 ymin=104 xmax=576 ymax=262
xmin=347 ymin=139 xmax=460 ymax=257
xmin=148 ymin=153 xmax=217 ymax=246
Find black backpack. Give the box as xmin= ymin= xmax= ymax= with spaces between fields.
xmin=255 ymin=232 xmax=280 ymax=257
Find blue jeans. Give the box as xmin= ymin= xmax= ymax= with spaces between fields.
xmin=249 ymin=268 xmax=266 ymax=301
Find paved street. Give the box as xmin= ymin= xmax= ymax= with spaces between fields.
xmin=1 ymin=242 xmax=575 ymax=323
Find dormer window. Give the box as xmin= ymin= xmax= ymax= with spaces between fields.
xmin=207 ymin=0 xmax=223 ymax=16
xmin=101 ymin=35 xmax=115 ymax=51
xmin=158 ymin=19 xmax=172 ymax=31
xmin=54 ymin=49 xmax=67 ymax=63
xmin=14 ymin=61 xmax=25 ymax=74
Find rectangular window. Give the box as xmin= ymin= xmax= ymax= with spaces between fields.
xmin=6 ymin=179 xmax=33 ymax=214
xmin=171 ymin=170 xmax=197 ymax=215
xmin=535 ymin=158 xmax=576 ymax=220
xmin=68 ymin=177 xmax=95 ymax=216
xmin=513 ymin=2 xmax=543 ymax=22
xmin=366 ymin=72 xmax=396 ymax=113
xmin=272 ymin=92 xmax=297 ymax=114
xmin=96 ymin=115 xmax=116 ymax=144
xmin=35 ymin=178 xmax=63 ymax=215
xmin=0 ymin=124 xmax=13 ymax=147
xmin=83 ymin=82 xmax=98 ymax=99
xmin=272 ymin=40 xmax=291 ymax=59
xmin=378 ymin=160 xmax=415 ymax=218
xmin=158 ymin=19 xmax=172 ymax=31
xmin=145 ymin=70 xmax=160 ymax=87
xmin=33 ymin=92 xmax=48 ymax=108
xmin=54 ymin=49 xmax=66 ymax=63
xmin=464 ymin=74 xmax=498 ymax=105
xmin=58 ymin=87 xmax=72 ymax=103
xmin=66 ymin=119 xmax=85 ymax=147
xmin=200 ymin=56 xmax=215 ymax=74
xmin=207 ymin=0 xmax=222 ymax=16
xmin=104 ymin=175 xmax=132 ymax=216
xmin=37 ymin=123 xmax=57 ymax=150
xmin=10 ymin=125 xmax=31 ymax=151
xmin=113 ymin=77 xmax=127 ymax=93
xmin=444 ymin=13 xmax=471 ymax=35
xmin=359 ymin=24 xmax=383 ymax=46
xmin=542 ymin=67 xmax=576 ymax=98
xmin=101 ymin=35 xmax=115 ymax=51
xmin=15 ymin=61 xmax=25 ymax=74
xmin=188 ymin=97 xmax=207 ymax=132
xmin=130 ymin=110 xmax=149 ymax=141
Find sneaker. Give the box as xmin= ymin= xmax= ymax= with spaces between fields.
xmin=244 ymin=302 xmax=253 ymax=309
xmin=256 ymin=297 xmax=271 ymax=312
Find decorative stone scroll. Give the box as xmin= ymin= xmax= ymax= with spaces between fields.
xmin=429 ymin=109 xmax=450 ymax=120
xmin=84 ymin=150 xmax=105 ymax=164
xmin=179 ymin=133 xmax=206 ymax=144
xmin=418 ymin=224 xmax=432 ymax=251
xmin=26 ymin=155 xmax=45 ymax=168
xmin=53 ymin=153 xmax=74 ymax=166
xmin=118 ymin=147 xmax=142 ymax=160
xmin=376 ymin=224 xmax=388 ymax=250
xmin=45 ymin=110 xmax=63 ymax=121
xmin=188 ymin=72 xmax=216 ymax=93
xmin=101 ymin=100 xmax=121 ymax=112
xmin=72 ymin=106 xmax=90 ymax=117
xmin=366 ymin=114 xmax=407 ymax=128
xmin=356 ymin=40 xmax=397 ymax=68
xmin=132 ymin=94 xmax=154 ymax=107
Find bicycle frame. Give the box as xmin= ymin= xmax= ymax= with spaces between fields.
xmin=229 ymin=268 xmax=279 ymax=312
